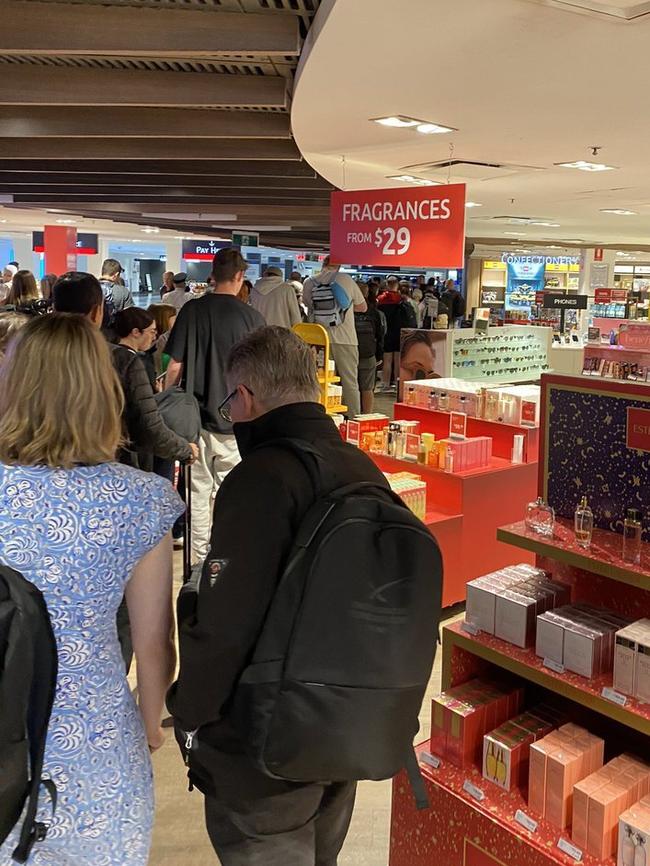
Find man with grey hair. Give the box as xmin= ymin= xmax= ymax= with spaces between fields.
xmin=168 ymin=325 xmax=389 ymax=866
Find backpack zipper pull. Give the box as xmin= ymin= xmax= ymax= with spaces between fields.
xmin=183 ymin=729 xmax=198 ymax=766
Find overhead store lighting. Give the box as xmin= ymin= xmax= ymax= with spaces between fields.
xmin=504 ymin=231 xmax=527 ymax=236
xmin=465 ymin=202 xmax=483 ymax=208
xmin=557 ymin=160 xmax=616 ymax=172
xmin=141 ymin=226 xmax=160 ymax=233
xmin=416 ymin=122 xmax=456 ymax=135
xmin=55 ymin=218 xmax=77 ymax=225
xmin=372 ymin=115 xmax=456 ymax=134
xmin=372 ymin=116 xmax=420 ymax=128
xmin=531 ymin=221 xmax=561 ymax=227
xmin=601 ymin=208 xmax=637 ymax=215
xmin=387 ymin=174 xmax=440 ymax=186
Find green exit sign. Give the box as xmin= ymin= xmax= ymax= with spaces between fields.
xmin=232 ymin=231 xmax=259 ymax=247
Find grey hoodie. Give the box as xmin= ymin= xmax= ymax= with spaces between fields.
xmin=250 ymin=275 xmax=301 ymax=330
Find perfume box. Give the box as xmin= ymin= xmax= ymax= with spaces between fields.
xmin=573 ymin=772 xmax=609 ymax=850
xmin=588 ymin=781 xmax=630 ymax=860
xmin=563 ymin=621 xmax=605 ymax=678
xmin=545 ymin=742 xmax=587 ymax=829
xmin=495 ymin=589 xmax=538 ymax=648
xmin=636 ymin=627 xmax=650 ymax=703
xmin=536 ymin=610 xmax=569 ymax=663
xmin=614 ymin=625 xmax=640 ymax=696
xmin=483 ymin=710 xmax=554 ymax=793
xmin=618 ymin=796 xmax=650 ymax=866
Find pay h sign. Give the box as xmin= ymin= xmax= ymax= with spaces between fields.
xmin=330 ymin=184 xmax=466 ymax=268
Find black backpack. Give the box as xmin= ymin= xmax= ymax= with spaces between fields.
xmin=230 ymin=440 xmax=443 ymax=807
xmin=354 ymin=311 xmax=377 ymax=359
xmin=399 ymin=299 xmax=418 ymax=330
xmin=0 ymin=565 xmax=58 ymax=863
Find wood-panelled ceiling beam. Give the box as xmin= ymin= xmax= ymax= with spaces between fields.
xmin=0 ymin=1 xmax=300 ymax=56
xmin=0 ymin=66 xmax=288 ymax=107
xmin=1 ymin=107 xmax=291 ymax=138
xmin=0 ymin=160 xmax=320 ymax=177
xmin=0 ymin=138 xmax=302 ymax=160
xmin=0 ymin=175 xmax=332 ymax=190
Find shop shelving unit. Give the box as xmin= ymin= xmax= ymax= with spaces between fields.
xmin=293 ymin=322 xmax=347 ymax=415
xmin=389 ymin=374 xmax=650 ymax=866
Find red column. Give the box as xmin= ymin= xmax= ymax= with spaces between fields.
xmin=44 ymin=225 xmax=78 ymax=276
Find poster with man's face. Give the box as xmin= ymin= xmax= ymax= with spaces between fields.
xmin=399 ymin=329 xmax=447 ymax=399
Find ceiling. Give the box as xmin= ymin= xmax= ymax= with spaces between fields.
xmin=0 ymin=0 xmax=332 ymax=248
xmin=292 ymin=0 xmax=650 ymax=251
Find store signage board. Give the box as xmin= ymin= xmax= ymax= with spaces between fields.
xmin=484 ymin=260 xmax=506 ymax=270
xmin=626 ymin=407 xmax=650 ymax=452
xmin=182 ymin=239 xmax=233 ymax=261
xmin=330 ymin=183 xmax=466 ymax=267
xmin=449 ymin=412 xmax=467 ymax=439
xmin=542 ymin=292 xmax=588 ymax=310
xmin=346 ymin=420 xmax=361 ymax=447
xmin=500 ymin=254 xmax=580 ymax=266
xmin=618 ymin=322 xmax=650 ymax=350
xmin=33 ymin=231 xmax=98 ymax=255
xmin=232 ymin=231 xmax=259 ymax=247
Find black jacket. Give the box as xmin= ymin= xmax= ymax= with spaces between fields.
xmin=111 ymin=344 xmax=192 ymax=466
xmin=167 ymin=402 xmax=388 ymax=796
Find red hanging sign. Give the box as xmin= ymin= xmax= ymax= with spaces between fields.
xmin=329 ymin=183 xmax=466 ymax=268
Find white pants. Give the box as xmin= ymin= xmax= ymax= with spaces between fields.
xmin=191 ymin=429 xmax=241 ymax=563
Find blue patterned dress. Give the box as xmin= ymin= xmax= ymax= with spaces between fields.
xmin=0 ymin=462 xmax=184 ymax=866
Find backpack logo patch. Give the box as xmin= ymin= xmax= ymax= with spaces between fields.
xmin=207 ymin=558 xmax=229 ymax=587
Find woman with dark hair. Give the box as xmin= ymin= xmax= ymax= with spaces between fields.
xmin=40 ymin=273 xmax=58 ymax=300
xmin=3 ymin=269 xmax=39 ymax=308
xmin=147 ymin=303 xmax=177 ymax=376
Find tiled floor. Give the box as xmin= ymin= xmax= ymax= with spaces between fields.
xmin=148 ymin=557 xmax=462 ymax=866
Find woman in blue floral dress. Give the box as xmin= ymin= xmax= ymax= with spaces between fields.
xmin=0 ymin=314 xmax=184 ymax=866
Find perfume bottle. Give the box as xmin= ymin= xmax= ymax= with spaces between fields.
xmin=438 ymin=392 xmax=449 ymax=412
xmin=622 ymin=508 xmax=643 ymax=565
xmin=574 ymin=496 xmax=593 ymax=549
xmin=428 ymin=389 xmax=438 ymax=411
xmin=525 ymin=497 xmax=555 ymax=537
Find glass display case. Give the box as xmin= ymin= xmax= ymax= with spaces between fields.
xmin=450 ymin=326 xmax=552 ymax=384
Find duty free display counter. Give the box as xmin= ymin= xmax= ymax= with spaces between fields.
xmin=389 ymin=375 xmax=650 ymax=866
xmin=370 ymin=452 xmax=537 ymax=608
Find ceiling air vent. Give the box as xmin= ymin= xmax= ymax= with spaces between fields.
xmin=399 ymin=159 xmax=544 ymax=182
xmin=525 ymin=0 xmax=650 ymax=20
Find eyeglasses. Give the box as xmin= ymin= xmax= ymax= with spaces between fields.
xmin=218 ymin=385 xmax=253 ymax=423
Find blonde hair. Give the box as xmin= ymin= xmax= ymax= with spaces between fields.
xmin=0 ymin=312 xmax=29 ymax=359
xmin=0 ymin=314 xmax=124 ymax=468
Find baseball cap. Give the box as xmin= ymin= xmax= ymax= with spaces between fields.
xmin=172 ymin=272 xmax=187 ymax=284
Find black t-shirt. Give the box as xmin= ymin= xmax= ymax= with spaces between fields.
xmin=165 ymin=294 xmax=265 ymax=434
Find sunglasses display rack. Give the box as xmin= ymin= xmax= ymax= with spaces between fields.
xmin=451 ymin=326 xmax=553 ymax=384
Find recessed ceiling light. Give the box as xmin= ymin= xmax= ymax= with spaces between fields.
xmin=0 ymin=219 xmax=6 ymax=223
xmin=386 ymin=174 xmax=440 ymax=186
xmin=601 ymin=208 xmax=637 ymax=215
xmin=141 ymin=226 xmax=160 ymax=234
xmin=557 ymin=160 xmax=616 ymax=172
xmin=372 ymin=116 xmax=420 ymax=128
xmin=465 ymin=202 xmax=483 ymax=208
xmin=531 ymin=221 xmax=561 ymax=227
xmin=415 ymin=122 xmax=456 ymax=135
xmin=504 ymin=231 xmax=527 ymax=236
xmin=371 ymin=115 xmax=456 ymax=134
xmin=55 ymin=218 xmax=77 ymax=225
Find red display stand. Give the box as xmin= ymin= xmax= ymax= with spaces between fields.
xmin=393 ymin=403 xmax=539 ymax=463
xmin=389 ymin=376 xmax=650 ymax=866
xmin=370 ymin=452 xmax=537 ymax=608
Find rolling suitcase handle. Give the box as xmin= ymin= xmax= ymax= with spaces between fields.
xmin=183 ymin=463 xmax=192 ymax=584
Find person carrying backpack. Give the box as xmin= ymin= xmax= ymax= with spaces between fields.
xmin=167 ymin=326 xmax=443 ymax=866
xmin=355 ymin=282 xmax=384 ymax=413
